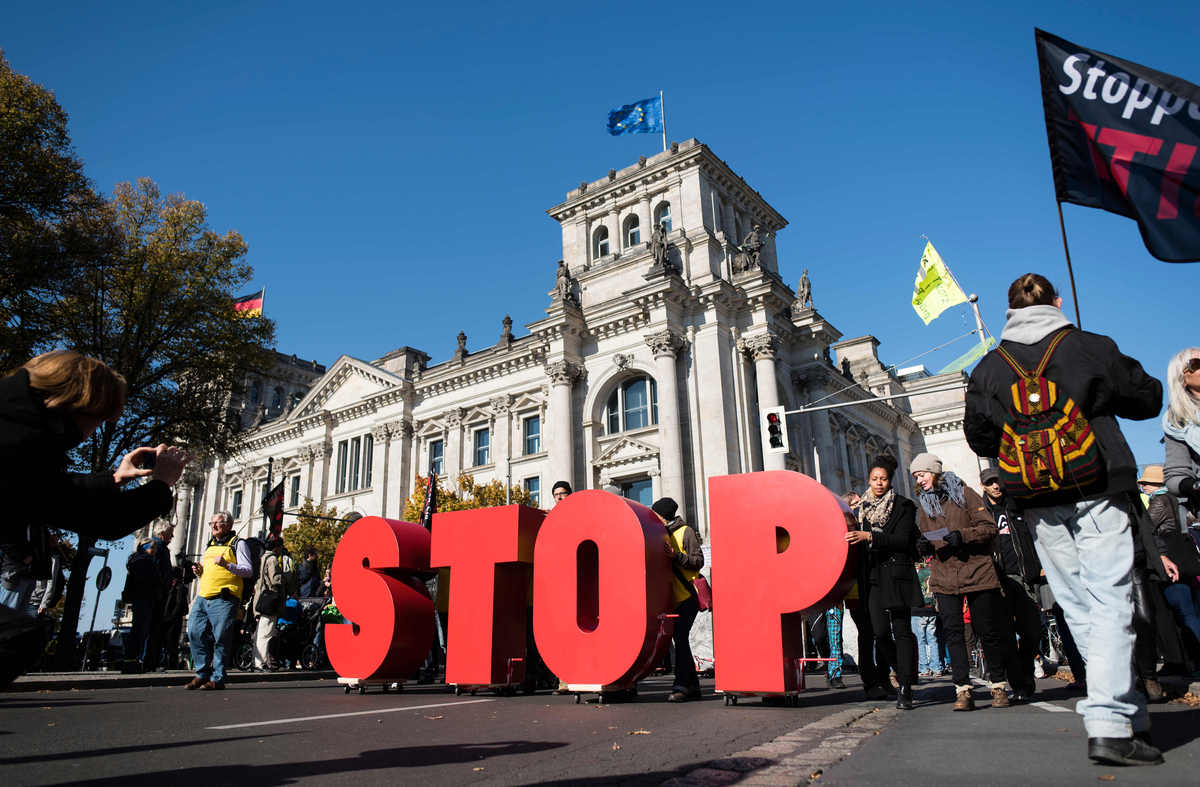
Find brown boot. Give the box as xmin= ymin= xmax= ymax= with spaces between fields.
xmin=990 ymin=686 xmax=1011 ymax=708
xmin=184 ymin=677 xmax=205 ymax=690
xmin=953 ymin=688 xmax=975 ymax=711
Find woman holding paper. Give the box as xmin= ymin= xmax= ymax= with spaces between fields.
xmin=909 ymin=453 xmax=1017 ymax=712
xmin=844 ymin=455 xmax=922 ymax=710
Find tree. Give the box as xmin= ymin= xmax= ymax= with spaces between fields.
xmin=402 ymin=473 xmax=535 ymax=522
xmin=0 ymin=51 xmax=101 ymax=371
xmin=281 ymin=500 xmax=346 ymax=576
xmin=49 ymin=178 xmax=275 ymax=667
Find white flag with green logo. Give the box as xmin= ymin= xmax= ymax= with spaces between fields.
xmin=912 ymin=242 xmax=967 ymax=324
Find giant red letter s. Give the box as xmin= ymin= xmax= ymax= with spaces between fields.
xmin=326 ymin=516 xmax=435 ymax=681
xmin=709 ymin=471 xmax=854 ymax=694
xmin=533 ymin=491 xmax=674 ymax=689
xmin=430 ymin=504 xmax=544 ymax=687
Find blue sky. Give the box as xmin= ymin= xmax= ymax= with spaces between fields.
xmin=6 ymin=1 xmax=1200 ymax=629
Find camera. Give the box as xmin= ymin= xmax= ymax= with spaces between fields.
xmin=135 ymin=452 xmax=157 ymax=470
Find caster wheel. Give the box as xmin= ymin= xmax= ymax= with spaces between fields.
xmin=724 ymin=695 xmax=731 ymax=706
xmin=344 ymin=686 xmax=351 ymax=694
xmin=732 ymin=696 xmax=739 ymax=705
xmin=396 ymin=683 xmax=404 ymax=693
xmin=358 ymin=686 xmax=366 ymax=695
xmin=455 ymin=686 xmax=463 ymax=696
xmin=574 ymin=694 xmax=581 ymax=704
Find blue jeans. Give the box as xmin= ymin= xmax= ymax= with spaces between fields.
xmin=0 ymin=577 xmax=36 ymax=616
xmin=912 ymin=614 xmax=943 ymax=673
xmin=1026 ymin=495 xmax=1146 ymax=738
xmin=188 ymin=595 xmax=238 ymax=683
xmin=1162 ymin=581 xmax=1200 ymax=645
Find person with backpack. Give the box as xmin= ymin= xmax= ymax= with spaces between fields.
xmin=964 ymin=273 xmax=1163 ymax=767
xmin=253 ymin=535 xmax=293 ymax=671
xmin=185 ymin=511 xmax=253 ymax=690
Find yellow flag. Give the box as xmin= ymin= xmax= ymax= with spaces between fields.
xmin=938 ymin=337 xmax=996 ymax=374
xmin=911 ymin=242 xmax=967 ymax=324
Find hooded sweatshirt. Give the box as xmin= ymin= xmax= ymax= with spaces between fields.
xmin=964 ymin=305 xmax=1162 ymax=507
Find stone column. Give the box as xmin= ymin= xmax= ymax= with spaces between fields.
xmin=741 ymin=334 xmax=785 ymax=471
xmin=645 ymin=329 xmax=686 ymax=504
xmin=545 ymin=361 xmax=582 ymax=490
xmin=445 ymin=408 xmax=464 ymax=481
xmin=316 ymin=442 xmax=333 ymax=502
xmin=371 ymin=424 xmax=392 ymax=517
xmin=491 ymin=395 xmax=514 ymax=489
xmin=298 ymin=445 xmax=316 ymax=501
xmin=394 ymin=419 xmax=415 ymax=515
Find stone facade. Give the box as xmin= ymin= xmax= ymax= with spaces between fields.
xmin=177 ymin=140 xmax=978 ymax=557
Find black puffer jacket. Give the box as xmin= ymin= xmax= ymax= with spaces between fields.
xmin=0 ymin=369 xmax=173 ymax=572
xmin=965 ymin=306 xmax=1161 ymax=507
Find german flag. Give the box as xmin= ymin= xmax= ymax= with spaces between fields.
xmin=233 ymin=289 xmax=264 ymax=318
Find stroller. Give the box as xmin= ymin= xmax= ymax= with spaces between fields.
xmin=275 ymin=597 xmax=328 ymax=670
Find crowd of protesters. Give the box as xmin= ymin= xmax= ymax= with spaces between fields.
xmin=6 ymin=275 xmax=1200 ymax=772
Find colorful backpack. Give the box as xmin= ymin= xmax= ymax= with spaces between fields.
xmin=994 ymin=329 xmax=1105 ymax=502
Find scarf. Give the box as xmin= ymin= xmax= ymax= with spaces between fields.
xmin=1163 ymin=410 xmax=1200 ymax=458
xmin=916 ymin=471 xmax=966 ymax=519
xmin=858 ymin=487 xmax=895 ymax=528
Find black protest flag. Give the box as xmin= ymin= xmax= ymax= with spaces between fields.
xmin=418 ymin=474 xmax=437 ymax=531
xmin=1036 ymin=29 xmax=1200 ymax=262
xmin=261 ymin=480 xmax=285 ymax=537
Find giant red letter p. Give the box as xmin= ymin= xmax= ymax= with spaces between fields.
xmin=709 ymin=471 xmax=854 ymax=694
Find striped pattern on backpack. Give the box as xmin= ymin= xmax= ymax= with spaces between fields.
xmin=994 ymin=329 xmax=1105 ymax=503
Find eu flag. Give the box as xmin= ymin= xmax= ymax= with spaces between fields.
xmin=607 ymin=97 xmax=663 ymax=136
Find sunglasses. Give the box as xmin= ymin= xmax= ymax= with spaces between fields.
xmin=1186 ymin=357 xmax=1200 ymax=374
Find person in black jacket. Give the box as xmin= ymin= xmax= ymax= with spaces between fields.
xmin=0 ymin=350 xmax=189 ymax=687
xmin=844 ymin=455 xmax=922 ymax=710
xmin=965 ymin=274 xmax=1163 ymax=767
xmin=981 ymin=466 xmax=1043 ymax=701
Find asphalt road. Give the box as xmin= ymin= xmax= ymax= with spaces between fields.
xmin=0 ymin=674 xmax=875 ymax=786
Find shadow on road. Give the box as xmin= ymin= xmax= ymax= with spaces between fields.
xmin=0 ymin=733 xmax=292 ymax=766
xmin=0 ymin=699 xmax=142 ymax=710
xmin=1151 ymin=707 xmax=1200 ymax=753
xmin=61 ymin=740 xmax=570 ymax=785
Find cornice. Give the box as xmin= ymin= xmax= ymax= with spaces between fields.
xmin=415 ymin=344 xmax=548 ymax=398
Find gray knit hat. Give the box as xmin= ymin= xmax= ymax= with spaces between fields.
xmin=908 ymin=452 xmax=943 ymax=475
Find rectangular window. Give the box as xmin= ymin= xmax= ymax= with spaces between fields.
xmin=232 ymin=490 xmax=243 ymax=519
xmin=363 ymin=433 xmax=374 ymax=488
xmin=289 ymin=475 xmax=300 ymax=507
xmin=473 ymin=427 xmax=490 ymax=467
xmin=524 ymin=476 xmax=540 ymax=507
xmin=335 ymin=440 xmax=348 ymax=494
xmin=523 ymin=415 xmax=541 ymax=455
xmin=429 ymin=439 xmax=444 ymax=476
xmin=619 ymin=478 xmax=653 ymax=507
xmin=349 ymin=436 xmax=361 ymax=492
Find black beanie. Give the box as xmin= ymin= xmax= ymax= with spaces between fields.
xmin=651 ymin=497 xmax=678 ymax=520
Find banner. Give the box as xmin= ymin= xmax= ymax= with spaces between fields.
xmin=261 ymin=480 xmax=285 ymax=537
xmin=911 ymin=242 xmax=967 ymax=324
xmin=938 ymin=336 xmax=996 ymax=375
xmin=1036 ymin=29 xmax=1200 ymax=262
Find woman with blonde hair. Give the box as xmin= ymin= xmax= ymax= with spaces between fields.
xmin=1163 ymin=347 xmax=1200 ymax=515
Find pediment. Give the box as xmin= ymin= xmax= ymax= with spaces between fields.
xmin=593 ymin=435 xmax=659 ymax=468
xmin=292 ymin=355 xmax=404 ymax=419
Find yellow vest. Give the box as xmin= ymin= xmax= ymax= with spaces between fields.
xmin=198 ymin=536 xmax=244 ymax=600
xmin=668 ymin=526 xmax=700 ymax=606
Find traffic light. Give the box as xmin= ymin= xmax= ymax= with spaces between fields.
xmin=762 ymin=406 xmax=789 ymax=455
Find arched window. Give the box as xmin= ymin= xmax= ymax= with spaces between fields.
xmin=604 ymin=376 xmax=658 ymax=434
xmin=653 ymin=202 xmax=672 ymax=232
xmin=593 ymin=225 xmax=610 ymax=258
xmin=623 ymin=214 xmax=640 ymax=247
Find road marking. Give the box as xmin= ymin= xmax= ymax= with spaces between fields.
xmin=1031 ymin=701 xmax=1072 ymax=713
xmin=207 ymin=698 xmax=495 ymax=730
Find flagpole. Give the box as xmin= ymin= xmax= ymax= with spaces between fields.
xmin=659 ymin=89 xmax=667 ymax=153
xmin=1055 ymin=201 xmax=1083 ymax=328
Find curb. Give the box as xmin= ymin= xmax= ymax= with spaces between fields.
xmin=8 ymin=669 xmax=338 ymax=692
xmin=662 ymin=700 xmax=901 ymax=786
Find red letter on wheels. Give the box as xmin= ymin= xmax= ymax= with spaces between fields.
xmin=326 ymin=516 xmax=435 ymax=681
xmin=430 ymin=504 xmax=544 ymax=687
xmin=533 ymin=491 xmax=674 ymax=689
xmin=709 ymin=471 xmax=855 ymax=694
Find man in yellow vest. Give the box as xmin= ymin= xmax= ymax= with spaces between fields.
xmin=185 ymin=511 xmax=253 ymax=690
xmin=651 ymin=497 xmax=704 ymax=702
